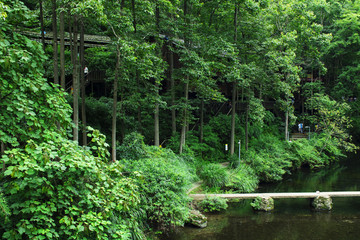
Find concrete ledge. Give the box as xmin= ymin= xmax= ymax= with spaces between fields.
xmin=189 ymin=191 xmax=360 ymax=201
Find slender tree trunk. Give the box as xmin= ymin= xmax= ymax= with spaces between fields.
xmin=180 ymin=0 xmax=189 ymax=154
xmin=72 ymin=16 xmax=79 ymax=142
xmin=234 ymin=2 xmax=238 ymax=43
xmin=112 ymin=46 xmax=120 ymax=162
xmin=39 ymin=0 xmax=45 ymax=52
xmin=131 ymin=0 xmax=137 ymax=33
xmin=69 ymin=14 xmax=73 ymax=66
xmin=121 ymin=0 xmax=126 ymax=9
xmin=170 ymin=49 xmax=176 ymax=135
xmin=230 ymin=81 xmax=237 ymax=155
xmin=200 ymin=99 xmax=204 ymax=143
xmin=311 ymin=69 xmax=314 ymax=115
xmin=230 ymin=2 xmax=238 ymax=155
xmin=285 ymin=109 xmax=289 ymax=141
xmin=60 ymin=9 xmax=65 ymax=89
xmin=1 ymin=142 xmax=4 ymax=172
xmin=154 ymin=3 xmax=161 ymax=146
xmin=179 ymin=81 xmax=189 ymax=154
xmin=80 ymin=21 xmax=87 ymax=146
xmin=154 ymin=92 xmax=160 ymax=146
xmin=245 ymin=100 xmax=249 ymax=150
xmin=52 ymin=0 xmax=59 ymax=85
xmin=136 ymin=72 xmax=142 ymax=134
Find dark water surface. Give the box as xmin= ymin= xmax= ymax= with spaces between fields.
xmin=166 ymin=155 xmax=360 ymax=240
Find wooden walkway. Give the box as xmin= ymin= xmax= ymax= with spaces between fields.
xmin=190 ymin=191 xmax=360 ymax=201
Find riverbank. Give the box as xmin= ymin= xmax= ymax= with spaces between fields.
xmin=165 ymin=154 xmax=360 ymax=240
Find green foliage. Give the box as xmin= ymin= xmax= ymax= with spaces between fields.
xmin=250 ymin=196 xmax=274 ymax=211
xmin=85 ymin=97 xmax=113 ymax=138
xmin=227 ymin=164 xmax=259 ymax=193
xmin=198 ymin=196 xmax=228 ymax=213
xmin=0 ymin=131 xmax=143 ymax=239
xmin=306 ymin=93 xmax=357 ymax=152
xmin=250 ymin=197 xmax=263 ymax=211
xmin=117 ymin=132 xmax=147 ymax=160
xmin=198 ymin=163 xmax=229 ymax=188
xmin=245 ymin=134 xmax=293 ymax=182
xmin=0 ymin=190 xmax=10 ymax=222
xmin=118 ymin=133 xmax=196 ymax=230
xmin=0 ymin=3 xmax=72 ymax=148
xmin=289 ymin=138 xmax=324 ymax=168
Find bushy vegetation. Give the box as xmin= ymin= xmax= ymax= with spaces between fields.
xmin=1 ymin=130 xmax=145 ymax=239
xmin=198 ymin=163 xmax=229 ymax=188
xmin=117 ymin=133 xmax=197 ymax=230
xmin=2 ymin=0 xmax=360 ymax=238
xmin=198 ymin=196 xmax=228 ymax=213
xmin=227 ymin=164 xmax=259 ymax=193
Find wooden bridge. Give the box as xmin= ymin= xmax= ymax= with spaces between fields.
xmin=190 ymin=191 xmax=360 ymax=211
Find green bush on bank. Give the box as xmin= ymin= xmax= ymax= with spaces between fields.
xmin=117 ymin=133 xmax=197 ymax=230
xmin=198 ymin=196 xmax=228 ymax=212
xmin=198 ymin=163 xmax=229 ymax=188
xmin=244 ymin=134 xmax=293 ymax=182
xmin=227 ymin=164 xmax=259 ymax=193
xmin=1 ymin=130 xmax=144 ymax=240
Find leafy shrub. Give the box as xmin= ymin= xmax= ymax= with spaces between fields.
xmin=119 ymin=136 xmax=196 ymax=230
xmin=0 ymin=130 xmax=144 ymax=240
xmin=198 ymin=196 xmax=228 ymax=212
xmin=0 ymin=190 xmax=10 ymax=222
xmin=245 ymin=134 xmax=292 ymax=182
xmin=227 ymin=164 xmax=259 ymax=192
xmin=199 ymin=163 xmax=229 ymax=188
xmin=228 ymin=154 xmax=240 ymax=168
xmin=117 ymin=132 xmax=147 ymax=160
xmin=290 ymin=138 xmax=324 ymax=168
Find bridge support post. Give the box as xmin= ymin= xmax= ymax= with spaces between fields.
xmin=251 ymin=196 xmax=274 ymax=211
xmin=311 ymin=195 xmax=332 ymax=211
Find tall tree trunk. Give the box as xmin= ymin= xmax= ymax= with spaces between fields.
xmin=200 ymin=99 xmax=204 ymax=143
xmin=180 ymin=0 xmax=189 ymax=154
xmin=39 ymin=0 xmax=45 ymax=52
xmin=60 ymin=9 xmax=65 ymax=89
xmin=80 ymin=20 xmax=87 ymax=146
xmin=245 ymin=100 xmax=249 ymax=150
xmin=234 ymin=2 xmax=238 ymax=43
xmin=154 ymin=3 xmax=161 ymax=146
xmin=230 ymin=81 xmax=237 ymax=155
xmin=230 ymin=2 xmax=239 ymax=155
xmin=180 ymin=81 xmax=189 ymax=154
xmin=170 ymin=49 xmax=176 ymax=135
xmin=52 ymin=0 xmax=59 ymax=85
xmin=285 ymin=109 xmax=289 ymax=141
xmin=112 ymin=46 xmax=120 ymax=162
xmin=136 ymin=72 xmax=142 ymax=134
xmin=121 ymin=0 xmax=126 ymax=9
xmin=131 ymin=0 xmax=137 ymax=33
xmin=154 ymin=93 xmax=160 ymax=146
xmin=72 ymin=16 xmax=79 ymax=142
xmin=69 ymin=12 xmax=73 ymax=66
xmin=1 ymin=142 xmax=4 ymax=172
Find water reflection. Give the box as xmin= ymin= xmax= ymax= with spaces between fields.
xmin=166 ymin=156 xmax=360 ymax=240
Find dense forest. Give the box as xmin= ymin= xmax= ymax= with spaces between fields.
xmin=1 ymin=0 xmax=360 ymax=239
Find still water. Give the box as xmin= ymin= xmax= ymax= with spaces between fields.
xmin=166 ymin=155 xmax=360 ymax=240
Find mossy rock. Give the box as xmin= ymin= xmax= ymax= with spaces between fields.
xmin=186 ymin=210 xmax=208 ymax=228
xmin=251 ymin=196 xmax=274 ymax=211
xmin=311 ymin=196 xmax=332 ymax=211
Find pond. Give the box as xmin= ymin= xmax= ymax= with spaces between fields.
xmin=165 ymin=154 xmax=360 ymax=240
